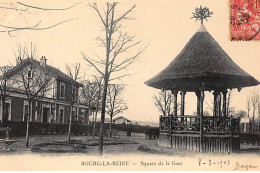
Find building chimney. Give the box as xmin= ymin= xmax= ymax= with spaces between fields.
xmin=16 ymin=57 xmax=22 ymax=65
xmin=40 ymin=56 xmax=47 ymax=67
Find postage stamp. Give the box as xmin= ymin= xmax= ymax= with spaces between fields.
xmin=230 ymin=0 xmax=260 ymax=41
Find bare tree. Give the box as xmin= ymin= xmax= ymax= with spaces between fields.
xmin=80 ymin=77 xmax=103 ymax=138
xmin=10 ymin=45 xmax=53 ymax=148
xmin=0 ymin=2 xmax=80 ymax=37
xmin=80 ymin=79 xmax=99 ymax=107
xmin=258 ymin=95 xmax=260 ymax=120
xmin=91 ymin=77 xmax=103 ymax=139
xmin=82 ymin=2 xmax=146 ymax=154
xmin=251 ymin=90 xmax=259 ymax=121
xmin=226 ymin=89 xmax=233 ymax=117
xmin=106 ymin=84 xmax=127 ymax=138
xmin=35 ymin=75 xmax=54 ymax=123
xmin=0 ymin=65 xmax=14 ymax=126
xmin=66 ymin=63 xmax=81 ymax=142
xmin=17 ymin=2 xmax=81 ymax=11
xmin=153 ymin=90 xmax=172 ymax=116
xmin=246 ymin=96 xmax=251 ymax=118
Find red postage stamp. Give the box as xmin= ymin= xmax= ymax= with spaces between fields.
xmin=230 ymin=0 xmax=260 ymax=40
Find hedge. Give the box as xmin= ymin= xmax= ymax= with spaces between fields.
xmin=0 ymin=121 xmax=159 ymax=138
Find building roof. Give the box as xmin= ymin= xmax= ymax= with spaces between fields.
xmin=145 ymin=25 xmax=259 ymax=91
xmin=5 ymin=58 xmax=82 ymax=87
xmin=113 ymin=116 xmax=131 ymax=122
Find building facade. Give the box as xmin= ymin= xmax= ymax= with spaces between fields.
xmin=0 ymin=57 xmax=91 ymax=125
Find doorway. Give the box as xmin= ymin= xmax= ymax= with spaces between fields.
xmin=4 ymin=103 xmax=10 ymax=121
xmin=43 ymin=108 xmax=49 ymax=123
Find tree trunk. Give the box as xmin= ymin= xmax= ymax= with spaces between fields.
xmin=99 ymin=83 xmax=108 ymax=154
xmin=99 ymin=73 xmax=109 ymax=155
xmin=92 ymin=109 xmax=98 ymax=139
xmin=109 ymin=116 xmax=112 ymax=138
xmin=93 ymin=84 xmax=101 ymax=139
xmin=25 ymin=101 xmax=31 ymax=148
xmin=253 ymin=110 xmax=255 ymax=122
xmin=99 ymin=26 xmax=110 ymax=154
xmin=68 ymin=105 xmax=73 ymax=142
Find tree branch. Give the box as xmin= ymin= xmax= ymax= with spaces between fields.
xmin=0 ymin=6 xmax=27 ymax=11
xmin=113 ymin=5 xmax=136 ymax=24
xmin=108 ymin=74 xmax=130 ymax=82
xmin=88 ymin=2 xmax=106 ymax=27
xmin=0 ymin=18 xmax=77 ymax=34
xmin=17 ymin=2 xmax=81 ymax=11
xmin=82 ymin=52 xmax=104 ymax=77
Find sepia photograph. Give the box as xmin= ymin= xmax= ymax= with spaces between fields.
xmin=0 ymin=0 xmax=260 ymax=171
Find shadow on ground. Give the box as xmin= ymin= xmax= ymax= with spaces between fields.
xmin=31 ymin=138 xmax=138 ymax=153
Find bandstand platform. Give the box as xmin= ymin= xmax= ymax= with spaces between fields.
xmin=159 ymin=115 xmax=240 ymax=153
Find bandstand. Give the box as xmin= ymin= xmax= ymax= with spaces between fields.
xmin=145 ymin=24 xmax=259 ymax=153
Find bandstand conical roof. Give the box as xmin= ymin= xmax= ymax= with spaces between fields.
xmin=145 ymin=25 xmax=259 ymax=91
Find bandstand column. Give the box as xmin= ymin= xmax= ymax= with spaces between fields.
xmin=171 ymin=89 xmax=178 ymax=149
xmin=222 ymin=90 xmax=228 ymax=117
xmin=180 ymin=91 xmax=186 ymax=122
xmin=218 ymin=92 xmax=222 ymax=116
xmin=199 ymin=88 xmax=205 ymax=152
xmin=213 ymin=91 xmax=218 ymax=116
xmin=195 ymin=91 xmax=201 ymax=116
xmin=199 ymin=89 xmax=205 ymax=117
xmin=172 ymin=90 xmax=178 ymax=116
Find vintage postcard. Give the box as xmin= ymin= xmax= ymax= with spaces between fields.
xmin=0 ymin=0 xmax=260 ymax=171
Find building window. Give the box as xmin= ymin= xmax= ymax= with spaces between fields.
xmin=59 ymin=106 xmax=65 ymax=124
xmin=24 ymin=105 xmax=28 ymax=121
xmin=52 ymin=79 xmax=57 ymax=99
xmin=51 ymin=106 xmax=55 ymax=123
xmin=60 ymin=82 xmax=65 ymax=99
xmin=72 ymin=86 xmax=76 ymax=101
xmin=23 ymin=101 xmax=32 ymax=122
xmin=1 ymin=100 xmax=11 ymax=122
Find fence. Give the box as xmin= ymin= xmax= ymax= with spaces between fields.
xmin=239 ymin=120 xmax=260 ymax=145
xmin=0 ymin=121 xmax=159 ymax=138
xmin=240 ymin=121 xmax=260 ymax=133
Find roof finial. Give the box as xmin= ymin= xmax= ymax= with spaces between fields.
xmin=191 ymin=5 xmax=213 ymax=25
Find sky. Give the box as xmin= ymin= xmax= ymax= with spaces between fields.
xmin=0 ymin=0 xmax=260 ymax=122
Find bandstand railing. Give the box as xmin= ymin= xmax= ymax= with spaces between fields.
xmin=159 ymin=115 xmax=240 ymax=153
xmin=160 ymin=115 xmax=239 ymax=134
